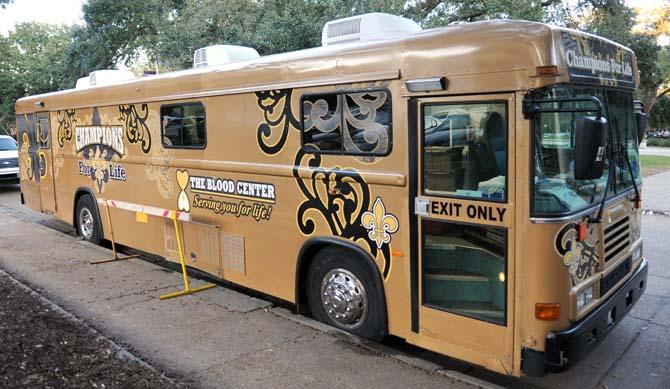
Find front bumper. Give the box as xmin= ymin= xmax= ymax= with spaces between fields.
xmin=0 ymin=171 xmax=19 ymax=181
xmin=522 ymin=258 xmax=648 ymax=376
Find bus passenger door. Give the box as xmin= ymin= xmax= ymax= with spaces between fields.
xmin=411 ymin=94 xmax=516 ymax=373
xmin=36 ymin=113 xmax=56 ymax=214
xmin=16 ymin=113 xmax=41 ymax=211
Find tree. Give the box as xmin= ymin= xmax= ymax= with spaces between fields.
xmin=570 ymin=0 xmax=670 ymax=113
xmin=0 ymin=23 xmax=73 ymax=133
xmin=60 ymin=0 xmax=165 ymax=88
xmin=649 ymin=95 xmax=670 ymax=130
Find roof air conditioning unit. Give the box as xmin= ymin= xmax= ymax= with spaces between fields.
xmin=76 ymin=70 xmax=135 ymax=89
xmin=322 ymin=12 xmax=421 ymax=47
xmin=75 ymin=76 xmax=90 ymax=89
xmin=193 ymin=45 xmax=260 ymax=68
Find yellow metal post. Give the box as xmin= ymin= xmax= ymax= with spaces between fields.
xmin=159 ymin=212 xmax=215 ymax=300
xmin=90 ymin=201 xmax=139 ymax=264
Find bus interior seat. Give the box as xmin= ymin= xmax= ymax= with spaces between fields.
xmin=480 ymin=111 xmax=506 ymax=175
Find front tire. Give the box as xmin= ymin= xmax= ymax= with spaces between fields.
xmin=306 ymin=247 xmax=387 ymax=341
xmin=76 ymin=195 xmax=102 ymax=245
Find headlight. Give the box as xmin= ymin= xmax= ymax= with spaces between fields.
xmin=577 ymin=284 xmax=595 ymax=311
xmin=631 ymin=212 xmax=641 ymax=242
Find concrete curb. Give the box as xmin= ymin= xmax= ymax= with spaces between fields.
xmin=271 ymin=307 xmax=501 ymax=389
xmin=437 ymin=370 xmax=508 ymax=389
xmin=642 ymin=209 xmax=670 ymax=216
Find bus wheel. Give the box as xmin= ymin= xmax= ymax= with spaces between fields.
xmin=76 ymin=195 xmax=102 ymax=245
xmin=306 ymin=247 xmax=386 ymax=341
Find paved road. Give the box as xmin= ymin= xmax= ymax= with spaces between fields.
xmin=640 ymin=145 xmax=670 ymax=157
xmin=0 ymin=181 xmax=669 ymax=388
xmin=642 ymin=170 xmax=670 ymax=213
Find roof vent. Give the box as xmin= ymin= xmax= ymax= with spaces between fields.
xmin=193 ymin=45 xmax=260 ymax=68
xmin=76 ymin=70 xmax=135 ymax=89
xmin=322 ymin=13 xmax=421 ymax=47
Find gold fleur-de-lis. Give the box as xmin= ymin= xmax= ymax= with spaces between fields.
xmin=361 ymin=197 xmax=399 ymax=249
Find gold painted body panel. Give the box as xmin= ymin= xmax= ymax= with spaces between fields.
xmin=14 ymin=20 xmax=642 ymax=377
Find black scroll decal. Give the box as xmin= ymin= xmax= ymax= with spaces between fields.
xmin=293 ymin=149 xmax=392 ymax=279
xmin=255 ymin=89 xmax=300 ymax=155
xmin=555 ymin=223 xmax=599 ymax=286
xmin=56 ymin=109 xmax=75 ymax=148
xmin=119 ymin=104 xmax=151 ymax=154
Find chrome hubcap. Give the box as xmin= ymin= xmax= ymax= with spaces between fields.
xmin=321 ymin=268 xmax=367 ymax=329
xmin=79 ymin=207 xmax=94 ymax=240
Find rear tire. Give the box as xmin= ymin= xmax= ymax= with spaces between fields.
xmin=76 ymin=194 xmax=102 ymax=245
xmin=306 ymin=247 xmax=386 ymax=341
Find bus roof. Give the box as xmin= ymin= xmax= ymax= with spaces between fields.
xmin=16 ymin=19 xmax=637 ymax=114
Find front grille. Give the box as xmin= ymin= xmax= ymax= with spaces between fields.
xmin=604 ymin=215 xmax=630 ymax=263
xmin=600 ymin=256 xmax=632 ymax=296
xmin=0 ymin=157 xmax=18 ymax=168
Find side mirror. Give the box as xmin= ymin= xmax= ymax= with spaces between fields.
xmin=634 ymin=101 xmax=647 ymax=144
xmin=574 ymin=116 xmax=608 ymax=180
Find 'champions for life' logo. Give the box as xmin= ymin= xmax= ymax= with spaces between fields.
xmin=75 ymin=126 xmax=125 ymax=156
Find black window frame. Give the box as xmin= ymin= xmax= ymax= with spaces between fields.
xmin=160 ymin=101 xmax=207 ymax=150
xmin=420 ymin=100 xmax=509 ymax=204
xmin=300 ymin=87 xmax=393 ymax=157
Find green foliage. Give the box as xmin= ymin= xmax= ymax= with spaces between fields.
xmin=0 ymin=0 xmax=669 ymax=134
xmin=649 ymin=95 xmax=670 ymax=129
xmin=60 ymin=0 xmax=165 ymax=88
xmin=646 ymin=138 xmax=670 ymax=147
xmin=0 ymin=23 xmax=74 ymax=132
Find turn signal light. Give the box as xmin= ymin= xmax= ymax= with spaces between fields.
xmin=536 ymin=65 xmax=558 ymax=76
xmin=535 ymin=303 xmax=560 ymax=321
xmin=577 ymin=222 xmax=587 ymax=242
xmin=635 ymin=196 xmax=642 ymax=209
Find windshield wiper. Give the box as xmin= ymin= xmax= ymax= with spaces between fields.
xmin=611 ymin=110 xmax=641 ymax=204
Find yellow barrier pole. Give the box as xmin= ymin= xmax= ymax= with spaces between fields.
xmin=159 ymin=212 xmax=215 ymax=300
xmin=173 ymin=214 xmax=191 ymax=291
xmin=90 ymin=201 xmax=139 ymax=264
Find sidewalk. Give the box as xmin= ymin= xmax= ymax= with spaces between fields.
xmin=643 ymin=170 xmax=670 ymax=213
xmin=0 ymin=207 xmax=465 ymax=389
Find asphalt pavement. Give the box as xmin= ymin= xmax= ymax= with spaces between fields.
xmin=0 ymin=178 xmax=668 ymax=388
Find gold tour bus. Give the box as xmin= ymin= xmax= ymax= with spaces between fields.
xmin=15 ymin=13 xmax=648 ymax=377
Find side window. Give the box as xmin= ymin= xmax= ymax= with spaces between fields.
xmin=37 ymin=117 xmax=50 ymax=149
xmin=161 ymin=103 xmax=206 ymax=149
xmin=301 ymin=89 xmax=392 ymax=156
xmin=423 ymin=102 xmax=507 ymax=201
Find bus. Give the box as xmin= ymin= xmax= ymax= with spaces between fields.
xmin=15 ymin=14 xmax=648 ymax=377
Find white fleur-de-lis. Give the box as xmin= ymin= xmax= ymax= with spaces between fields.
xmin=361 ymin=197 xmax=399 ymax=249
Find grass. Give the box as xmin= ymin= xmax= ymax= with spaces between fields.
xmin=641 ymin=155 xmax=670 ymax=177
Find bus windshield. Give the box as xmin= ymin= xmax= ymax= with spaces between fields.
xmin=532 ymin=86 xmax=641 ymax=216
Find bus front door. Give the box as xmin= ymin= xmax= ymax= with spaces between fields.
xmin=35 ymin=113 xmax=56 ymax=214
xmin=411 ymin=94 xmax=516 ymax=373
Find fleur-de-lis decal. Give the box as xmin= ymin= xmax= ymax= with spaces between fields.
xmin=361 ymin=197 xmax=398 ymax=249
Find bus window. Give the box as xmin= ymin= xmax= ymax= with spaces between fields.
xmin=302 ymin=89 xmax=391 ymax=156
xmin=160 ymin=102 xmax=206 ymax=149
xmin=302 ymin=93 xmax=342 ymax=152
xmin=423 ymin=102 xmax=507 ymax=201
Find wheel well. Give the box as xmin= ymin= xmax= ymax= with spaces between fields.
xmin=295 ymin=237 xmax=388 ymax=329
xmin=72 ymin=188 xmax=103 ymax=236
